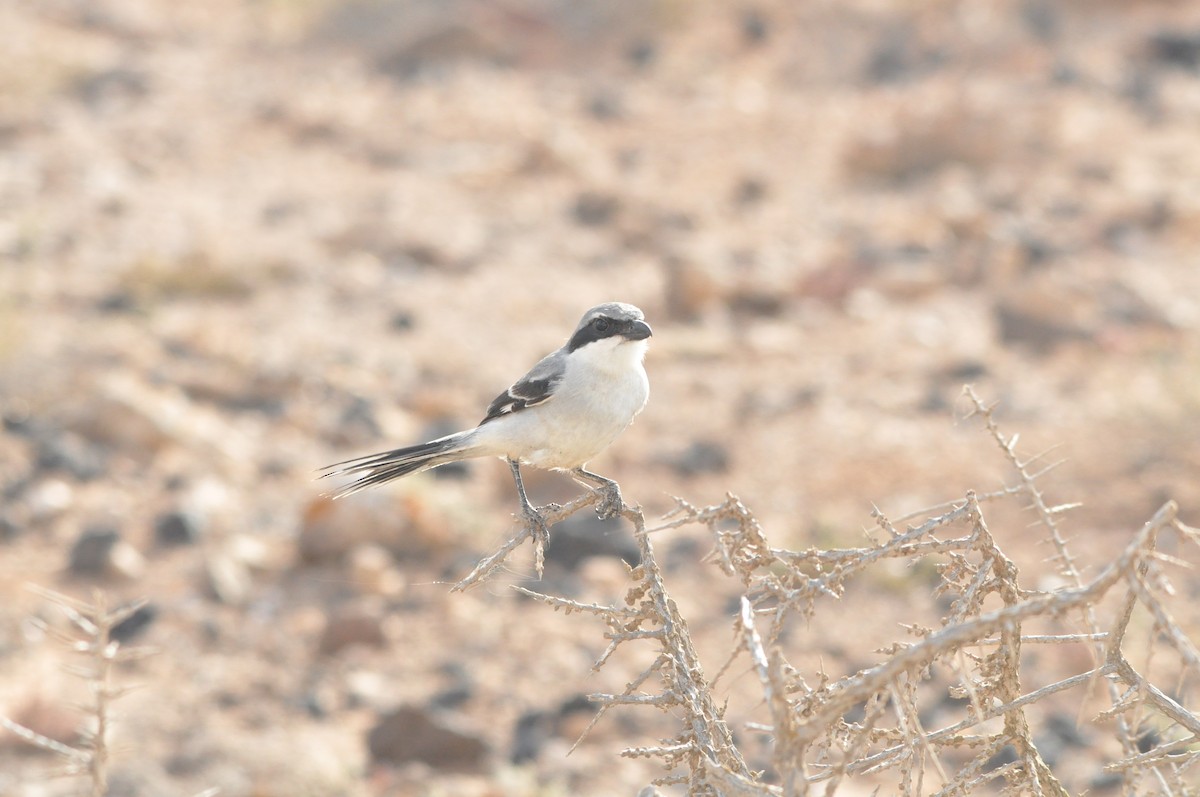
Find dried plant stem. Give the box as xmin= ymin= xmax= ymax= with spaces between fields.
xmin=2 ymin=588 xmax=151 ymax=795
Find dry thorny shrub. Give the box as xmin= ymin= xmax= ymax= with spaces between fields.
xmin=482 ymin=387 xmax=1200 ymax=795
xmin=0 ymin=590 xmax=157 ymax=797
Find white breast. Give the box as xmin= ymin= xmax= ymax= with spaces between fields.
xmin=474 ymin=338 xmax=649 ymax=470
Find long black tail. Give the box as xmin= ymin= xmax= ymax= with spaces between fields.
xmin=320 ymin=431 xmax=477 ymax=498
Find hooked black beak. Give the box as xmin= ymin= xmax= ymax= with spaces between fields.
xmin=623 ymin=320 xmax=653 ymax=341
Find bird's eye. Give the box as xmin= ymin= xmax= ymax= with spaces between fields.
xmin=593 ymin=318 xmax=611 ymax=333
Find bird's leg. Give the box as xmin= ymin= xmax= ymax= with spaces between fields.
xmin=571 ymin=467 xmax=624 ymax=520
xmin=508 ymin=459 xmax=551 ymax=566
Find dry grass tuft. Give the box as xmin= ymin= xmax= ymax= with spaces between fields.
xmin=0 ymin=588 xmax=154 ymax=797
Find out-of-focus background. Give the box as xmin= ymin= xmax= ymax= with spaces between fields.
xmin=2 ymin=0 xmax=1199 ymax=794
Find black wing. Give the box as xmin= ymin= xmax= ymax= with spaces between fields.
xmin=479 ymin=351 xmax=563 ymax=425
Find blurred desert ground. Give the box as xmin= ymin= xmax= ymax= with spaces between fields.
xmin=2 ymin=0 xmax=1200 ymax=794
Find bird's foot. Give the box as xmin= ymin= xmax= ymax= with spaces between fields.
xmin=519 ymin=503 xmax=552 ymax=575
xmin=594 ymin=482 xmax=625 ymax=520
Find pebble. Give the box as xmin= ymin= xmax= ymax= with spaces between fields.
xmin=34 ymin=431 xmax=106 ymax=480
xmin=367 ymin=705 xmax=489 ymax=771
xmin=544 ymin=514 xmax=639 ymax=571
xmin=110 ymin=603 xmax=158 ymax=643
xmin=571 ymin=191 xmax=620 ymax=227
xmin=318 ymin=605 xmax=387 ymax=655
xmin=0 ymin=512 xmax=18 ymax=541
xmin=154 ymin=509 xmax=205 ymax=546
xmin=28 ymin=478 xmax=74 ymax=521
xmin=68 ymin=526 xmax=145 ymax=580
xmin=205 ymin=550 xmax=252 ymax=605
xmin=665 ymin=440 xmax=730 ymax=477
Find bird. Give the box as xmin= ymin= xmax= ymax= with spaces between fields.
xmin=321 ymin=302 xmax=652 ymax=536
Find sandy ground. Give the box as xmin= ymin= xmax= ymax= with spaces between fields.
xmin=2 ymin=1 xmax=1200 ymax=794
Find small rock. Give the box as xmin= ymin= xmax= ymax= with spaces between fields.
xmin=994 ymin=296 xmax=1095 ymax=353
xmin=552 ymin=694 xmax=597 ymax=742
xmin=96 ymin=290 xmax=138 ymax=313
xmin=432 ymin=661 xmax=474 ymax=709
xmin=0 ymin=512 xmax=19 ymax=541
xmin=336 ymin=394 xmax=383 ymax=445
xmin=28 ymin=479 xmax=74 ymax=521
xmin=69 ymin=528 xmax=117 ymax=573
xmin=739 ymin=8 xmax=769 ymax=45
xmin=665 ymin=440 xmax=730 ymax=477
xmin=732 ymin=176 xmax=768 ymax=209
xmin=571 ymin=191 xmax=620 ymax=227
xmin=154 ymin=509 xmax=205 ymax=546
xmin=585 ymin=88 xmax=624 ymax=121
xmin=71 ymin=66 xmax=149 ymax=110
xmin=111 ymin=603 xmax=158 ymax=643
xmin=68 ymin=526 xmax=145 ymax=580
xmin=367 ymin=705 xmax=489 ymax=771
xmin=1147 ymin=30 xmax=1200 ymax=71
xmin=544 ymin=514 xmax=639 ymax=571
xmin=1021 ymin=0 xmax=1060 ymax=42
xmin=430 ymin=683 xmax=473 ymax=710
xmin=389 ymin=309 xmax=415 ymax=331
xmin=318 ymin=605 xmax=387 ymax=655
xmin=510 ymin=710 xmax=552 ymax=764
xmin=625 ymin=38 xmax=657 ymax=70
xmin=345 ymin=670 xmax=390 ymax=709
xmin=34 ymin=432 xmax=106 ymax=480
xmin=864 ymin=23 xmax=944 ymax=84
xmin=205 ymin=551 xmax=251 ymax=605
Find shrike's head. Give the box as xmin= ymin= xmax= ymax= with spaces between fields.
xmin=566 ymin=303 xmax=653 ymax=356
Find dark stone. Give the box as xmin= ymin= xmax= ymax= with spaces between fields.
xmin=338 ymin=394 xmax=383 ymax=442
xmin=994 ymin=301 xmax=1093 ymax=353
xmin=864 ymin=23 xmax=945 ymax=84
xmin=732 ymin=176 xmax=768 ymax=208
xmin=510 ymin=694 xmax=594 ymax=764
xmin=72 ymin=67 xmax=149 ymax=110
xmin=625 ymin=38 xmax=657 ymax=70
xmin=510 ymin=710 xmax=552 ymax=764
xmin=111 ymin=603 xmax=158 ymax=643
xmin=389 ymin=309 xmax=416 ymax=331
xmin=740 ymin=8 xmax=769 ymax=46
xmin=571 ymin=191 xmax=620 ymax=227
xmin=367 ymin=705 xmax=489 ymax=771
xmin=941 ymin=360 xmax=988 ymax=382
xmin=96 ymin=291 xmax=139 ymax=314
xmin=666 ymin=441 xmax=730 ymax=477
xmin=1021 ymin=0 xmax=1060 ymax=42
xmin=585 ymin=88 xmax=624 ymax=121
xmin=35 ymin=432 xmax=106 ymax=481
xmin=318 ymin=606 xmax=386 ymax=655
xmin=154 ymin=509 xmax=204 ymax=546
xmin=69 ymin=526 xmax=120 ymax=574
xmin=430 ymin=683 xmax=473 ymax=710
xmin=983 ymin=743 xmax=1018 ymax=771
xmin=1148 ymin=31 xmax=1200 ymax=71
xmin=545 ymin=514 xmax=639 ymax=571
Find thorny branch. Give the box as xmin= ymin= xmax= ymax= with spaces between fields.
xmin=465 ymin=392 xmax=1200 ymax=794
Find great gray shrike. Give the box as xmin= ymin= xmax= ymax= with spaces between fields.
xmin=322 ymin=302 xmax=652 ymax=532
